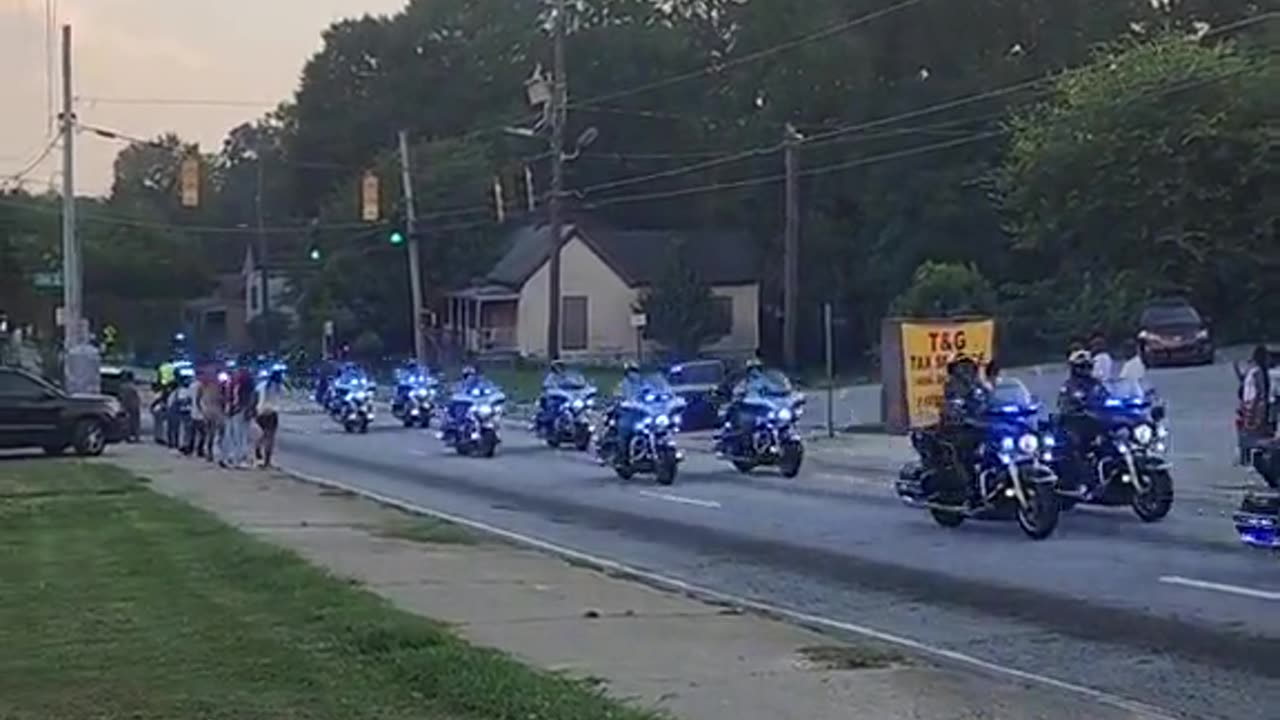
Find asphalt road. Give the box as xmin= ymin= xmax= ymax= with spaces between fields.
xmin=274 ymin=392 xmax=1280 ymax=720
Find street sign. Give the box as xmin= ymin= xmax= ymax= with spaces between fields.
xmin=361 ymin=171 xmax=380 ymax=222
xmin=630 ymin=313 xmax=648 ymax=329
xmin=180 ymin=156 xmax=200 ymax=208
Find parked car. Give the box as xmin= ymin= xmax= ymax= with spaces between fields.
xmin=1137 ymin=299 xmax=1214 ymax=366
xmin=665 ymin=359 xmax=727 ymax=431
xmin=0 ymin=367 xmax=126 ymax=456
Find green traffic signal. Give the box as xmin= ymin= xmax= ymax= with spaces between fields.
xmin=309 ymin=248 xmax=322 ymax=261
xmin=389 ymin=231 xmax=405 ymax=246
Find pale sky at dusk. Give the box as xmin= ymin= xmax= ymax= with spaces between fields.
xmin=1 ymin=0 xmax=408 ymax=196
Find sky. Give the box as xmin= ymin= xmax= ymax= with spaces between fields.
xmin=1 ymin=0 xmax=408 ymax=197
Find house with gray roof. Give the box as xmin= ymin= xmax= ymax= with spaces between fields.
xmin=443 ymin=219 xmax=761 ymax=362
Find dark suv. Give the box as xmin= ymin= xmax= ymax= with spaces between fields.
xmin=1137 ymin=299 xmax=1214 ymax=367
xmin=0 ymin=367 xmax=125 ymax=456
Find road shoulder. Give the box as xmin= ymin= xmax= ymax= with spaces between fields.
xmin=109 ymin=444 xmax=1167 ymax=720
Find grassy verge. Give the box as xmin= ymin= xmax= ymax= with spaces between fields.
xmin=485 ymin=365 xmax=624 ymax=404
xmin=377 ymin=513 xmax=477 ymax=545
xmin=0 ymin=460 xmax=660 ymax=720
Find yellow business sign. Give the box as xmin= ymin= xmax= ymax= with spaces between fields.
xmin=900 ymin=318 xmax=995 ymax=428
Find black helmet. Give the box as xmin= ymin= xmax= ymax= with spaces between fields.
xmin=550 ymin=360 xmax=565 ymax=374
xmin=744 ymin=358 xmax=764 ymax=371
xmin=623 ymin=361 xmax=640 ymax=375
xmin=461 ymin=365 xmax=477 ymax=379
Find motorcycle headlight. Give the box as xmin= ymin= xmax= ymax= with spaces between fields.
xmin=1017 ymin=433 xmax=1039 ymax=454
xmin=353 ymin=391 xmax=368 ymax=401
xmin=475 ymin=404 xmax=493 ymax=418
xmin=1156 ymin=425 xmax=1169 ymax=440
xmin=777 ymin=407 xmax=794 ymax=422
xmin=412 ymin=388 xmax=428 ymax=399
xmin=571 ymin=398 xmax=585 ymax=410
xmin=1133 ymin=424 xmax=1154 ymax=445
xmin=1000 ymin=437 xmax=1015 ymax=453
xmin=655 ymin=414 xmax=671 ymax=429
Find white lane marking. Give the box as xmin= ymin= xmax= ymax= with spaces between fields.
xmin=1159 ymin=576 xmax=1280 ymax=602
xmin=278 ymin=464 xmax=1177 ymax=720
xmin=636 ymin=490 xmax=721 ymax=509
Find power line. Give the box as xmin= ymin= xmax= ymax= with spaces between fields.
xmin=77 ymin=96 xmax=277 ymax=109
xmin=574 ymin=0 xmax=930 ymax=107
xmin=584 ymin=64 xmax=1261 ymax=209
xmin=2 ymin=135 xmax=60 ymax=186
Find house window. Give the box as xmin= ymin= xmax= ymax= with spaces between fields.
xmin=710 ymin=295 xmax=733 ymax=336
xmin=562 ymin=295 xmax=588 ymax=351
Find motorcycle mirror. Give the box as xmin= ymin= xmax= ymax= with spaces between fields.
xmin=1152 ymin=406 xmax=1166 ymax=422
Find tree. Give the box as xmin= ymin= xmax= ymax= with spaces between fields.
xmin=996 ymin=32 xmax=1278 ymax=339
xmin=638 ymin=240 xmax=726 ymax=356
xmin=891 ymin=261 xmax=997 ymax=318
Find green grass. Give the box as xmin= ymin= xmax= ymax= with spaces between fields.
xmin=0 ymin=460 xmax=661 ymax=720
xmin=484 ymin=365 xmax=624 ymax=404
xmin=377 ymin=513 xmax=478 ymax=546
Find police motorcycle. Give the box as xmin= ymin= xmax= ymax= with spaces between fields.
xmin=533 ymin=369 xmax=597 ymax=451
xmin=439 ymin=373 xmax=505 ymax=457
xmin=1046 ymin=377 xmax=1174 ymax=522
xmin=714 ymin=368 xmax=806 ymax=478
xmin=331 ymin=373 xmax=375 ymax=434
xmin=896 ymin=378 xmax=1062 ymax=540
xmin=392 ymin=365 xmax=439 ymax=429
xmin=597 ymin=374 xmax=686 ymax=485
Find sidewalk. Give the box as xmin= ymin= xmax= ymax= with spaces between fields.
xmin=108 ymin=444 xmax=1163 ymax=720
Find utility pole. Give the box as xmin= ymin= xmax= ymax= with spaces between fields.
xmin=255 ymin=151 xmax=270 ymax=344
xmin=546 ymin=0 xmax=568 ymax=361
xmin=783 ymin=123 xmax=802 ymax=370
xmin=59 ymin=24 xmax=98 ymax=393
xmin=398 ymin=130 xmax=427 ymax=365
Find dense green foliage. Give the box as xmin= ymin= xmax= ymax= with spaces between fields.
xmin=1 ymin=0 xmax=1274 ymax=365
xmin=638 ymin=240 xmax=727 ymax=356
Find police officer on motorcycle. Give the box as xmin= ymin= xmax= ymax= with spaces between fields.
xmin=598 ymin=363 xmax=646 ymax=458
xmin=937 ymin=355 xmax=989 ymax=498
xmin=718 ymin=359 xmax=768 ymax=449
xmin=1057 ymin=349 xmax=1106 ymax=480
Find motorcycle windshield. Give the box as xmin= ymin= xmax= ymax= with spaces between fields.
xmin=747 ymin=370 xmax=797 ymax=398
xmin=1094 ymin=379 xmax=1150 ymax=411
xmin=454 ymin=380 xmax=505 ymax=403
xmin=552 ymin=372 xmax=591 ymax=391
xmin=986 ymin=379 xmax=1039 ymax=416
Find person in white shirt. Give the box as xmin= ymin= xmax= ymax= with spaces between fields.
xmin=1118 ymin=340 xmax=1146 ymax=381
xmin=254 ymin=369 xmax=284 ymax=468
xmin=1089 ymin=332 xmax=1113 ymax=381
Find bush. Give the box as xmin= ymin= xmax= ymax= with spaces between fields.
xmin=891 ymin=262 xmax=997 ymax=319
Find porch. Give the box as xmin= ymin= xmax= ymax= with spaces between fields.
xmin=443 ymin=284 xmax=519 ymax=355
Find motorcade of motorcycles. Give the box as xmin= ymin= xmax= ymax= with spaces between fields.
xmin=597 ymin=374 xmax=686 ymax=485
xmin=392 ymin=370 xmax=439 ymax=429
xmin=896 ymin=378 xmax=1062 ymax=540
xmin=714 ymin=369 xmax=805 ymax=478
xmin=1045 ymin=377 xmax=1174 ymax=522
xmin=331 ymin=377 xmax=375 ymax=434
xmin=439 ymin=379 xmax=505 ymax=457
xmin=533 ymin=371 xmax=597 ymax=451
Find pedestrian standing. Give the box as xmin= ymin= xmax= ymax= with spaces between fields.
xmin=226 ymin=367 xmax=257 ymax=469
xmin=197 ymin=370 xmax=224 ymax=463
xmin=255 ymin=370 xmax=283 ymax=468
xmin=1236 ymin=345 xmax=1274 ymax=465
xmin=1089 ymin=331 xmax=1113 ymax=381
xmin=118 ymin=371 xmax=142 ymax=443
xmin=1118 ymin=340 xmax=1146 ymax=381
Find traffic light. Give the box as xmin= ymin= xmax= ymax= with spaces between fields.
xmin=309 ymin=247 xmax=322 ymax=261
xmin=389 ymin=230 xmax=405 ymax=246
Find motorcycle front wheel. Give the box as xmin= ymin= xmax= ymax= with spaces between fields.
xmin=1131 ymin=469 xmax=1174 ymax=522
xmin=779 ymin=441 xmax=804 ymax=479
xmin=1016 ymin=482 xmax=1060 ymax=540
xmin=655 ymin=447 xmax=678 ymax=486
xmin=478 ymin=429 xmax=498 ymax=458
